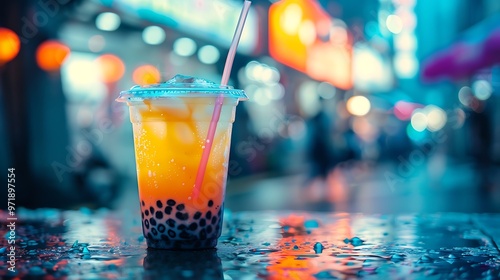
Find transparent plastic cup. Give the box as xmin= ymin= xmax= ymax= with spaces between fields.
xmin=117 ymin=75 xmax=247 ymax=250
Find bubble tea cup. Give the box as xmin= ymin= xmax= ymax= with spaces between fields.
xmin=116 ymin=75 xmax=247 ymax=249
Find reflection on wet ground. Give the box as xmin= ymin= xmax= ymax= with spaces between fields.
xmin=0 ymin=209 xmax=499 ymax=279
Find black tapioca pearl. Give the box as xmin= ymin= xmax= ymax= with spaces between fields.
xmin=206 ymin=211 xmax=212 ymax=220
xmin=167 ymin=199 xmax=176 ymax=206
xmin=156 ymin=200 xmax=163 ymax=208
xmin=165 ymin=206 xmax=172 ymax=215
xmin=199 ymin=229 xmax=207 ymax=240
xmin=176 ymin=204 xmax=185 ymax=211
xmin=141 ymin=212 xmax=144 ymax=219
xmin=211 ymin=216 xmax=217 ymax=225
xmin=141 ymin=200 xmax=145 ymax=206
xmin=168 ymin=229 xmax=176 ymax=238
xmin=166 ymin=218 xmax=176 ymax=228
xmin=149 ymin=218 xmax=157 ymax=226
xmin=188 ymin=222 xmax=198 ymax=231
xmin=176 ymin=212 xmax=188 ymax=221
xmin=145 ymin=209 xmax=150 ymax=216
xmin=147 ymin=232 xmax=153 ymax=240
xmin=194 ymin=212 xmax=202 ymax=220
xmin=149 ymin=206 xmax=155 ymax=215
xmin=206 ymin=225 xmax=213 ymax=234
xmin=208 ymin=200 xmax=214 ymax=207
xmin=178 ymin=224 xmax=187 ymax=230
xmin=158 ymin=224 xmax=166 ymax=233
xmin=199 ymin=218 xmax=206 ymax=227
xmin=151 ymin=228 xmax=158 ymax=236
xmin=155 ymin=211 xmax=163 ymax=220
xmin=144 ymin=219 xmax=150 ymax=229
xmin=179 ymin=231 xmax=191 ymax=239
xmin=215 ymin=225 xmax=220 ymax=233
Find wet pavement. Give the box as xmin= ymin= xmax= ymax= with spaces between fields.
xmin=1 ymin=208 xmax=499 ymax=279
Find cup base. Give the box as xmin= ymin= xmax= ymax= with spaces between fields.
xmin=146 ymin=237 xmax=218 ymax=250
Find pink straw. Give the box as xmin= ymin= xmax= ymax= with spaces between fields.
xmin=192 ymin=0 xmax=252 ymax=199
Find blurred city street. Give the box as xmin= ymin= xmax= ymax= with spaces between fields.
xmin=2 ymin=0 xmax=500 ymax=277
xmin=225 ymin=161 xmax=500 ymax=214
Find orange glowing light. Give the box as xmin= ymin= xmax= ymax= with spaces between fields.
xmin=269 ymin=0 xmax=353 ymax=90
xmin=0 ymin=28 xmax=21 ymax=65
xmin=269 ymin=0 xmax=330 ymax=72
xmin=307 ymin=42 xmax=353 ymax=90
xmin=132 ymin=64 xmax=161 ymax=85
xmin=36 ymin=40 xmax=70 ymax=72
xmin=95 ymin=54 xmax=125 ymax=83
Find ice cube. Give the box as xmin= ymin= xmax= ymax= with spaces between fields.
xmin=146 ymin=122 xmax=167 ymax=139
xmin=164 ymin=74 xmax=219 ymax=88
xmin=173 ymin=123 xmax=194 ymax=144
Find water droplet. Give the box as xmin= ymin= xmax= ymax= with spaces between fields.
xmin=343 ymin=238 xmax=350 ymax=244
xmin=170 ymin=158 xmax=174 ymax=162
xmin=82 ymin=247 xmax=90 ymax=255
xmin=304 ymin=219 xmax=319 ymax=229
xmin=202 ymin=145 xmax=206 ymax=149
xmin=313 ymin=242 xmax=324 ymax=254
xmin=391 ymin=253 xmax=405 ymax=260
xmin=148 ymin=170 xmax=152 ymax=177
xmin=351 ymin=237 xmax=364 ymax=246
xmin=448 ymin=254 xmax=458 ymax=259
xmin=418 ymin=255 xmax=434 ymax=263
xmin=206 ymin=139 xmax=211 ymax=143
xmin=72 ymin=240 xmax=79 ymax=248
xmin=182 ymin=166 xmax=186 ymax=170
xmin=188 ymin=196 xmax=192 ymax=200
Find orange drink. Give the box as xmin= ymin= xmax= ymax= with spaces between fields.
xmin=117 ymin=75 xmax=247 ymax=249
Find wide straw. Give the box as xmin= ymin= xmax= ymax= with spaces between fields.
xmin=192 ymin=0 xmax=252 ymax=199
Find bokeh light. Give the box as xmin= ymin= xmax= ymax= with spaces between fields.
xmin=346 ymin=96 xmax=371 ymax=116
xmin=280 ymin=3 xmax=302 ymax=35
xmin=95 ymin=12 xmax=121 ymax=31
xmin=197 ymin=45 xmax=220 ymax=64
xmin=95 ymin=54 xmax=125 ymax=83
xmin=458 ymin=86 xmax=473 ymax=106
xmin=317 ymin=82 xmax=336 ymax=99
xmin=394 ymin=101 xmax=416 ymax=120
xmin=472 ymin=80 xmax=492 ymax=101
xmin=36 ymin=40 xmax=70 ymax=72
xmin=386 ymin=15 xmax=403 ymax=34
xmin=298 ymin=81 xmax=321 ymax=117
xmin=132 ymin=64 xmax=161 ymax=85
xmin=298 ymin=20 xmax=316 ymax=46
xmin=96 ymin=12 xmax=121 ymax=31
xmin=88 ymin=35 xmax=105 ymax=52
xmin=410 ymin=110 xmax=427 ymax=132
xmin=425 ymin=105 xmax=447 ymax=131
xmin=142 ymin=26 xmax=166 ymax=45
xmin=394 ymin=52 xmax=419 ymax=78
xmin=0 ymin=28 xmax=20 ymax=65
xmin=173 ymin=37 xmax=197 ymax=57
